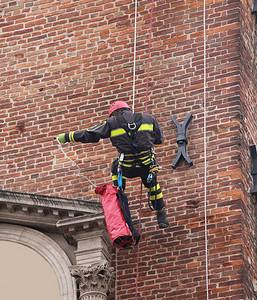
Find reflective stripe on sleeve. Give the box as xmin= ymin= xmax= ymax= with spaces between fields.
xmin=138 ymin=124 xmax=153 ymax=131
xmin=69 ymin=131 xmax=76 ymax=142
xmin=87 ymin=121 xmax=107 ymax=132
xmin=110 ymin=128 xmax=127 ymax=137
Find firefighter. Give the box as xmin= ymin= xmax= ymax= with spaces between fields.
xmin=57 ymin=101 xmax=169 ymax=228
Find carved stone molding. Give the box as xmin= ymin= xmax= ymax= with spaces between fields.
xmin=70 ymin=261 xmax=114 ymax=300
xmin=78 ymin=291 xmax=107 ymax=300
xmin=0 ymin=190 xmax=102 ymax=232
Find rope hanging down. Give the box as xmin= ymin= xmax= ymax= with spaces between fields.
xmin=134 ymin=0 xmax=154 ymax=298
xmin=132 ymin=0 xmax=138 ymax=113
xmin=56 ymin=139 xmax=96 ymax=188
xmin=203 ymin=0 xmax=209 ymax=299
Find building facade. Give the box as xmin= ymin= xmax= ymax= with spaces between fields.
xmin=1 ymin=0 xmax=257 ymax=299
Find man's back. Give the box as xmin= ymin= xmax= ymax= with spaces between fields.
xmin=108 ymin=110 xmax=164 ymax=154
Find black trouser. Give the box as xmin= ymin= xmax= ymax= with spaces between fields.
xmin=111 ymin=159 xmax=165 ymax=211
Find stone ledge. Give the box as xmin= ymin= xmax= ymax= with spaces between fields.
xmin=0 ymin=190 xmax=103 ymax=233
xmin=0 ymin=189 xmax=102 ymax=213
xmin=56 ymin=213 xmax=106 ymax=233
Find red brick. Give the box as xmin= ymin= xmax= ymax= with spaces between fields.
xmin=1 ymin=0 xmax=257 ymax=299
xmin=2 ymin=24 xmax=23 ymax=32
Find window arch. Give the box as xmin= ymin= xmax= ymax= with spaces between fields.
xmin=0 ymin=224 xmax=76 ymax=300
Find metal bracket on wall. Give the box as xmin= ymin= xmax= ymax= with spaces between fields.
xmin=252 ymin=0 xmax=257 ymax=22
xmin=171 ymin=114 xmax=193 ymax=169
xmin=250 ymin=145 xmax=257 ymax=196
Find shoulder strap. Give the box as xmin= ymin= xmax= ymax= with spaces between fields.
xmin=116 ymin=113 xmax=143 ymax=153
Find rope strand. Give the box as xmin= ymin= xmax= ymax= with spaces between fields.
xmin=132 ymin=0 xmax=138 ymax=113
xmin=203 ymin=1 xmax=209 ymax=299
xmin=56 ymin=139 xmax=97 ymax=188
xmin=135 ymin=0 xmax=154 ymax=298
xmin=145 ymin=0 xmax=154 ymax=113
xmin=135 ymin=183 xmax=143 ymax=300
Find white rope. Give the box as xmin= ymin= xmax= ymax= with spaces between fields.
xmin=203 ymin=1 xmax=209 ymax=299
xmin=56 ymin=139 xmax=97 ymax=188
xmin=132 ymin=0 xmax=138 ymax=113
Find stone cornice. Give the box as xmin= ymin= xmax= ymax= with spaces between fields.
xmin=56 ymin=213 xmax=106 ymax=234
xmin=57 ymin=214 xmax=112 ymax=264
xmin=0 ymin=190 xmax=102 ymax=213
xmin=0 ymin=190 xmax=103 ymax=232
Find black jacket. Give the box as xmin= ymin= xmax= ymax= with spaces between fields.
xmin=65 ymin=110 xmax=164 ymax=154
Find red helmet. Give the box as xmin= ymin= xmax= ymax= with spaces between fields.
xmin=108 ymin=101 xmax=131 ymax=117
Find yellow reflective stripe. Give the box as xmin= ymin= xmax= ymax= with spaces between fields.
xmin=123 ymin=159 xmax=134 ymax=163
xmin=149 ymin=192 xmax=163 ymax=200
xmin=112 ymin=175 xmax=126 ymax=179
xmin=120 ymin=157 xmax=151 ymax=167
xmin=87 ymin=121 xmax=106 ymax=132
xmin=120 ymin=162 xmax=133 ymax=167
xmin=142 ymin=158 xmax=151 ymax=165
xmin=139 ymin=155 xmax=150 ymax=161
xmin=138 ymin=124 xmax=153 ymax=131
xmin=112 ymin=175 xmax=118 ymax=181
xmin=147 ymin=184 xmax=161 ymax=192
xmin=111 ymin=124 xmax=153 ymax=138
xmin=123 ymin=156 xmax=149 ymax=163
xmin=124 ymin=150 xmax=149 ymax=157
xmin=69 ymin=131 xmax=75 ymax=142
xmin=110 ymin=128 xmax=126 ymax=137
xmin=120 ymin=162 xmax=143 ymax=168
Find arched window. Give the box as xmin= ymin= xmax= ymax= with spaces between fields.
xmin=0 ymin=241 xmax=60 ymax=300
xmin=0 ymin=224 xmax=76 ymax=300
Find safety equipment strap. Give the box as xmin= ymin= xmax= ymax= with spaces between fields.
xmin=116 ymin=113 xmax=143 ymax=153
xmin=116 ymin=190 xmax=141 ymax=246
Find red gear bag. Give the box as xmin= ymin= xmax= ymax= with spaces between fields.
xmin=95 ymin=184 xmax=140 ymax=248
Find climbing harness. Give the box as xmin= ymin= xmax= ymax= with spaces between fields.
xmin=116 ymin=149 xmax=160 ymax=212
xmin=116 ymin=112 xmax=143 ymax=153
xmin=115 ymin=111 xmax=161 ymax=208
xmin=147 ymin=164 xmax=159 ymax=183
xmin=117 ymin=153 xmax=124 ymax=189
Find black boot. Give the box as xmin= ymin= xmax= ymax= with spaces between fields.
xmin=156 ymin=208 xmax=169 ymax=229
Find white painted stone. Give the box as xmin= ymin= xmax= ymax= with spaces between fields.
xmin=0 ymin=224 xmax=77 ymax=300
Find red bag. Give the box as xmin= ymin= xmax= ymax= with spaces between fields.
xmin=95 ymin=184 xmax=135 ymax=248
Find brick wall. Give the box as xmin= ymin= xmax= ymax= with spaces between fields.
xmin=1 ymin=0 xmax=257 ymax=299
xmin=239 ymin=0 xmax=257 ymax=298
